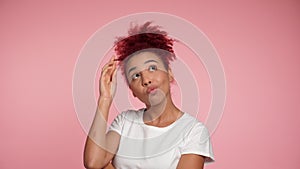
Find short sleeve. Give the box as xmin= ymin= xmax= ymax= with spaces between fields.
xmin=179 ymin=122 xmax=215 ymax=163
xmin=107 ymin=111 xmax=126 ymax=135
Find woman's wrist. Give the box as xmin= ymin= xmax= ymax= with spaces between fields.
xmin=98 ymin=96 xmax=113 ymax=107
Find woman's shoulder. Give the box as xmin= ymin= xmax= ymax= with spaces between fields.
xmin=181 ymin=113 xmax=205 ymax=125
xmin=180 ymin=112 xmax=209 ymax=133
xmin=109 ymin=108 xmax=145 ymax=132
xmin=116 ymin=108 xmax=145 ymax=121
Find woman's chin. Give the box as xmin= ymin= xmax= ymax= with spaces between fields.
xmin=148 ymin=89 xmax=167 ymax=107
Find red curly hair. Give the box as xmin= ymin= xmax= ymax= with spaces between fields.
xmin=114 ymin=21 xmax=176 ymax=74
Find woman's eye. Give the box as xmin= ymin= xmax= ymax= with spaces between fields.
xmin=149 ymin=65 xmax=157 ymax=72
xmin=132 ymin=73 xmax=140 ymax=80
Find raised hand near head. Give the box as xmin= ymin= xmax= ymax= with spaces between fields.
xmin=99 ymin=55 xmax=117 ymax=100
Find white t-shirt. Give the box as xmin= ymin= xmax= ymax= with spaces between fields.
xmin=108 ymin=109 xmax=214 ymax=169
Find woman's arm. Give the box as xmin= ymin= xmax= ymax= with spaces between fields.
xmin=84 ymin=100 xmax=120 ymax=169
xmin=176 ymin=154 xmax=205 ymax=169
xmin=84 ymin=56 xmax=120 ymax=169
xmin=103 ymin=162 xmax=115 ymax=169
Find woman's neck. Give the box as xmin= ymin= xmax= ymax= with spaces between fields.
xmin=144 ymin=96 xmax=182 ymax=127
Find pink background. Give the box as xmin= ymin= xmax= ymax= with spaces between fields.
xmin=1 ymin=0 xmax=300 ymax=169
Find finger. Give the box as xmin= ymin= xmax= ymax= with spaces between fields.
xmin=101 ymin=64 xmax=116 ymax=81
xmin=110 ymin=55 xmax=116 ymax=62
xmin=112 ymin=58 xmax=117 ymax=71
xmin=108 ymin=62 xmax=117 ymax=81
xmin=106 ymin=55 xmax=115 ymax=66
xmin=101 ymin=67 xmax=114 ymax=79
xmin=104 ymin=62 xmax=117 ymax=75
xmin=102 ymin=62 xmax=113 ymax=71
xmin=102 ymin=64 xmax=115 ymax=75
xmin=110 ymin=65 xmax=117 ymax=82
xmin=102 ymin=55 xmax=115 ymax=68
xmin=102 ymin=60 xmax=116 ymax=73
xmin=102 ymin=56 xmax=117 ymax=72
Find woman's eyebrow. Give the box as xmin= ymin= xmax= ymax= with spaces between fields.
xmin=128 ymin=67 xmax=136 ymax=75
xmin=127 ymin=60 xmax=158 ymax=75
xmin=144 ymin=60 xmax=158 ymax=64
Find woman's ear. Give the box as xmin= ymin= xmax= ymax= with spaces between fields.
xmin=168 ymin=68 xmax=175 ymax=82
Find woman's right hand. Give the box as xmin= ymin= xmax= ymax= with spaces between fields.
xmin=99 ymin=55 xmax=117 ymax=101
xmin=85 ymin=55 xmax=120 ymax=169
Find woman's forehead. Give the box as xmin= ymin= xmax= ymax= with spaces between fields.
xmin=125 ymin=51 xmax=164 ymax=70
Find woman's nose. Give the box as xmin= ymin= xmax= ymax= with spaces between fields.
xmin=143 ymin=80 xmax=151 ymax=86
xmin=141 ymin=71 xmax=152 ymax=86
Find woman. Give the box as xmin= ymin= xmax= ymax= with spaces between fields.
xmin=84 ymin=22 xmax=214 ymax=169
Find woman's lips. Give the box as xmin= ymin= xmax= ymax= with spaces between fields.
xmin=147 ymin=87 xmax=157 ymax=94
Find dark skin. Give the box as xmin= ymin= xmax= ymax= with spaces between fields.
xmin=84 ymin=54 xmax=205 ymax=169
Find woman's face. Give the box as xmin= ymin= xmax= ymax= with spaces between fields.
xmin=125 ymin=51 xmax=174 ymax=107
